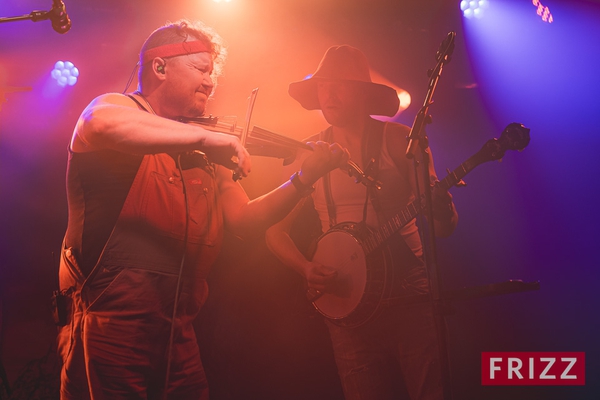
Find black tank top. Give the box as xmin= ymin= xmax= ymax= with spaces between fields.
xmin=64 ymin=149 xmax=142 ymax=275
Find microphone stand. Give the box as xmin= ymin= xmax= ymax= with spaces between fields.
xmin=0 ymin=9 xmax=54 ymax=25
xmin=405 ymin=31 xmax=456 ymax=400
xmin=0 ymin=2 xmax=70 ymax=34
xmin=0 ymin=5 xmax=68 ymax=111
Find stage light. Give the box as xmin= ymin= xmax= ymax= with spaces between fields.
xmin=461 ymin=0 xmax=489 ymax=19
xmin=398 ymin=90 xmax=411 ymax=111
xmin=212 ymin=0 xmax=232 ymax=3
xmin=532 ymin=0 xmax=553 ymax=23
xmin=51 ymin=60 xmax=79 ymax=87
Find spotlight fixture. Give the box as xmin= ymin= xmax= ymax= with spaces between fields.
xmin=51 ymin=60 xmax=79 ymax=87
xmin=460 ymin=0 xmax=490 ymax=19
xmin=532 ymin=0 xmax=553 ymax=23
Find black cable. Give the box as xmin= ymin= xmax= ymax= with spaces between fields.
xmin=0 ymin=285 xmax=12 ymax=398
xmin=122 ymin=62 xmax=139 ymax=94
xmin=162 ymin=154 xmax=189 ymax=399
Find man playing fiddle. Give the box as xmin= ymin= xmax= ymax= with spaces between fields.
xmin=56 ymin=19 xmax=348 ymax=399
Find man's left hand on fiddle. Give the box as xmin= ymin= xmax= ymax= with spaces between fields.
xmin=298 ymin=141 xmax=350 ymax=185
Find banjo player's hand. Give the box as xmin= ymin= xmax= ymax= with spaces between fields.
xmin=303 ymin=261 xmax=338 ymax=294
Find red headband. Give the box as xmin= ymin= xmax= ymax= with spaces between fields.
xmin=141 ymin=41 xmax=211 ymax=65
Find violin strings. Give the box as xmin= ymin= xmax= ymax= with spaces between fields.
xmin=182 ymin=116 xmax=311 ymax=151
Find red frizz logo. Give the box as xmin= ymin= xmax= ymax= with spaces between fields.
xmin=481 ymin=352 xmax=585 ymax=385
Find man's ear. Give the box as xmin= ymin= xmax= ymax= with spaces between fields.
xmin=152 ymin=58 xmax=167 ymax=79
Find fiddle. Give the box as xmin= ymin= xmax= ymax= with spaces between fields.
xmin=178 ymin=115 xmax=381 ymax=189
xmin=178 ymin=115 xmax=311 ymax=166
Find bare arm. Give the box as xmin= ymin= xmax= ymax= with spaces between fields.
xmin=264 ymin=198 xmax=309 ymax=274
xmin=264 ymin=151 xmax=339 ymax=292
xmin=219 ymin=141 xmax=349 ymax=238
xmin=71 ymin=92 xmax=251 ymax=176
xmin=265 ymin=198 xmax=336 ymax=289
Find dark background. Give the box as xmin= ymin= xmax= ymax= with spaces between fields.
xmin=1 ymin=0 xmax=599 ymax=399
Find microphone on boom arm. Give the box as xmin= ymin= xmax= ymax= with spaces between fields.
xmin=50 ymin=0 xmax=71 ymax=34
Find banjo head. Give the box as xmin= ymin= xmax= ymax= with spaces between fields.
xmin=311 ymin=229 xmax=368 ymax=319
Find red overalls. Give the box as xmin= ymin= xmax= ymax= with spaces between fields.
xmin=58 ymin=151 xmax=223 ymax=399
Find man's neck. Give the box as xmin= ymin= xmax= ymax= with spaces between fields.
xmin=331 ymin=115 xmax=369 ymax=142
xmin=136 ymin=86 xmax=175 ymax=119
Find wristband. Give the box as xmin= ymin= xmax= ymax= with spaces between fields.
xmin=290 ymin=171 xmax=314 ymax=197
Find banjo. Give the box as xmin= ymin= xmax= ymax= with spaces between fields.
xmin=310 ymin=123 xmax=531 ymax=327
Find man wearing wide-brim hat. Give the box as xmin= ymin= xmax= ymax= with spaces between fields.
xmin=266 ymin=44 xmax=458 ymax=400
xmin=289 ymin=45 xmax=400 ymax=117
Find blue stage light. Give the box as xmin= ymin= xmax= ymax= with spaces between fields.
xmin=51 ymin=61 xmax=79 ymax=87
xmin=461 ymin=0 xmax=490 ymax=19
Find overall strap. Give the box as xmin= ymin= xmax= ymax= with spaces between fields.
xmin=127 ymin=93 xmax=152 ymax=113
xmin=321 ymin=127 xmax=337 ymax=228
xmin=362 ymin=119 xmax=386 ymax=224
xmin=321 ymin=119 xmax=387 ymax=228
xmin=127 ymin=94 xmax=146 ymax=111
xmin=82 ymin=93 xmax=149 ymax=287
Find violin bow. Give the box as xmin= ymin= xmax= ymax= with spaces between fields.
xmin=233 ymin=87 xmax=259 ymax=181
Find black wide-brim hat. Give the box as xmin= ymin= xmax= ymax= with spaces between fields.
xmin=289 ymin=45 xmax=400 ymax=117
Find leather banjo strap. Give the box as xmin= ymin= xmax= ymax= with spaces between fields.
xmin=321 ymin=127 xmax=338 ymax=228
xmin=362 ymin=118 xmax=385 ymax=225
xmin=321 ymin=119 xmax=386 ymax=231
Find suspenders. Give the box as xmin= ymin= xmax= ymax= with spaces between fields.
xmin=321 ymin=119 xmax=387 ymax=229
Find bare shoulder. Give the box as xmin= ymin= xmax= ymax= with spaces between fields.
xmin=87 ymin=92 xmax=139 ymax=109
xmin=384 ymin=121 xmax=412 ymax=167
xmin=71 ymin=93 xmax=139 ymax=152
xmin=77 ymin=92 xmax=139 ymax=127
xmin=384 ymin=122 xmax=411 ymax=144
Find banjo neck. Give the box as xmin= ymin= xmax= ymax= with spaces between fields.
xmin=361 ymin=156 xmax=475 ymax=255
xmin=310 ymin=123 xmax=530 ymax=328
xmin=361 ymin=123 xmax=531 ymax=255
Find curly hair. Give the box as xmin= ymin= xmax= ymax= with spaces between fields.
xmin=138 ymin=19 xmax=227 ymax=89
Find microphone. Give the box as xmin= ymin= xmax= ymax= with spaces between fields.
xmin=435 ymin=31 xmax=456 ymax=64
xmin=50 ymin=0 xmax=71 ymax=34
